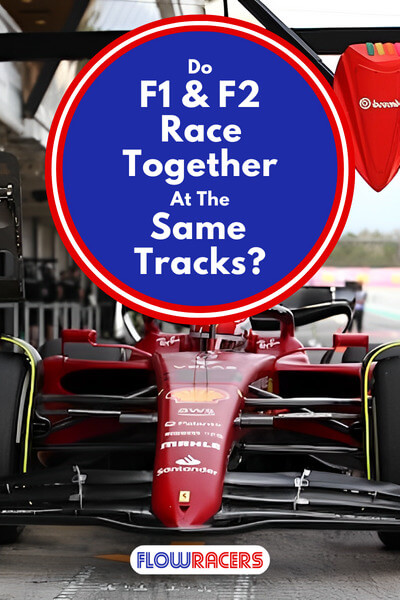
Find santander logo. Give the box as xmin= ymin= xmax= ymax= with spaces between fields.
xmin=175 ymin=455 xmax=201 ymax=466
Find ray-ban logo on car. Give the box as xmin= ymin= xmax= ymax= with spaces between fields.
xmin=175 ymin=455 xmax=201 ymax=466
xmin=257 ymin=338 xmax=280 ymax=349
xmin=157 ymin=336 xmax=180 ymax=347
xmin=359 ymin=97 xmax=400 ymax=110
xmin=131 ymin=545 xmax=270 ymax=574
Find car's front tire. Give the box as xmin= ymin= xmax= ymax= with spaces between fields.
xmin=378 ymin=531 xmax=400 ymax=550
xmin=0 ymin=351 xmax=30 ymax=544
xmin=371 ymin=355 xmax=400 ymax=549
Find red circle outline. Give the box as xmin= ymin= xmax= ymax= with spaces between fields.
xmin=45 ymin=15 xmax=354 ymax=324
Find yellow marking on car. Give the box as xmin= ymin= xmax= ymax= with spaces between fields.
xmin=168 ymin=387 xmax=227 ymax=403
xmin=0 ymin=335 xmax=36 ymax=473
xmin=179 ymin=490 xmax=190 ymax=503
xmin=363 ymin=342 xmax=400 ymax=479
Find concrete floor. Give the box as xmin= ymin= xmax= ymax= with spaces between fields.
xmin=2 ymin=287 xmax=400 ymax=599
xmin=0 ymin=526 xmax=398 ymax=600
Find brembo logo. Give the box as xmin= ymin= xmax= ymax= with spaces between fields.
xmin=131 ymin=545 xmax=270 ymax=574
xmin=359 ymin=97 xmax=400 ymax=110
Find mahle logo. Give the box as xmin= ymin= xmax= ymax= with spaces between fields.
xmin=359 ymin=97 xmax=400 ymax=110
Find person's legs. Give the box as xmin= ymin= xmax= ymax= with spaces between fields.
xmin=355 ymin=309 xmax=363 ymax=333
xmin=358 ymin=309 xmax=364 ymax=333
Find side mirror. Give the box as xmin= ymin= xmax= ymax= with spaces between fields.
xmin=61 ymin=329 xmax=97 ymax=354
xmin=61 ymin=329 xmax=97 ymax=345
xmin=333 ymin=333 xmax=369 ymax=353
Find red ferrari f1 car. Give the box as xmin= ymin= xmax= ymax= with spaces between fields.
xmin=1 ymin=295 xmax=400 ymax=549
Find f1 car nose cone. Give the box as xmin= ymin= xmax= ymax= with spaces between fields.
xmin=151 ymin=382 xmax=242 ymax=527
xmin=152 ymin=429 xmax=231 ymax=528
xmin=334 ymin=43 xmax=400 ymax=191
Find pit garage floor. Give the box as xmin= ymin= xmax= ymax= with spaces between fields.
xmin=0 ymin=526 xmax=399 ymax=599
xmin=2 ymin=287 xmax=400 ymax=599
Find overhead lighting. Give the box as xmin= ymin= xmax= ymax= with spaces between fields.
xmin=21 ymin=0 xmax=33 ymax=3
xmin=35 ymin=19 xmax=46 ymax=25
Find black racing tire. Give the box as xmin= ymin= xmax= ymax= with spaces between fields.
xmin=0 ymin=352 xmax=29 ymax=544
xmin=378 ymin=531 xmax=400 ymax=550
xmin=342 ymin=344 xmax=379 ymax=364
xmin=372 ymin=355 xmax=400 ymax=549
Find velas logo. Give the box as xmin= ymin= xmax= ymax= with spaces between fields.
xmin=173 ymin=363 xmax=238 ymax=370
xmin=131 ymin=545 xmax=270 ymax=575
xmin=359 ymin=97 xmax=400 ymax=110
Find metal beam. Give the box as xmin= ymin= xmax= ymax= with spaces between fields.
xmin=0 ymin=31 xmax=122 ymax=61
xmin=24 ymin=0 xmax=90 ymax=118
xmin=0 ymin=27 xmax=399 ymax=64
xmin=237 ymin=0 xmax=334 ymax=83
xmin=297 ymin=27 xmax=400 ymax=55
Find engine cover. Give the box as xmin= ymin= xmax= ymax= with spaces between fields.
xmin=334 ymin=43 xmax=400 ymax=191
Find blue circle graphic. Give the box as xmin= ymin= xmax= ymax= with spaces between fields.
xmin=62 ymin=30 xmax=337 ymax=307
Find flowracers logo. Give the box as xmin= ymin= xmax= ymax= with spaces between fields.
xmin=131 ymin=545 xmax=270 ymax=575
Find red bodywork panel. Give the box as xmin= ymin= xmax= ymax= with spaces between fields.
xmin=334 ymin=43 xmax=400 ymax=191
xmin=41 ymin=356 xmax=153 ymax=444
xmin=151 ymin=351 xmax=276 ymax=527
xmin=40 ymin=323 xmax=365 ymax=528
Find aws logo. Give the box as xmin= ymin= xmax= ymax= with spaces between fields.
xmin=177 ymin=408 xmax=216 ymax=415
